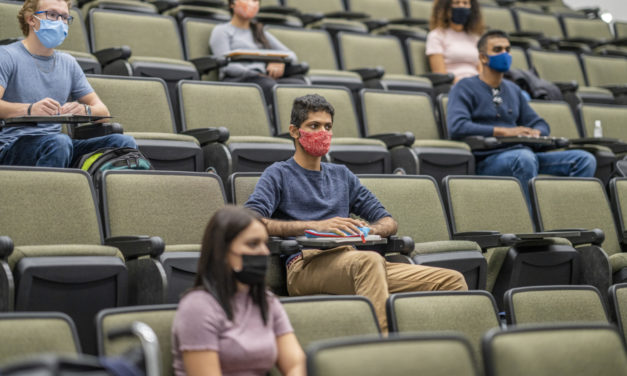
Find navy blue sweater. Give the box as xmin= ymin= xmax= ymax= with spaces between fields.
xmin=447 ymin=76 xmax=550 ymax=157
xmin=244 ymin=158 xmax=390 ymax=223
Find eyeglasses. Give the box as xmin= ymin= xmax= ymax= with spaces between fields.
xmin=34 ymin=10 xmax=74 ymax=25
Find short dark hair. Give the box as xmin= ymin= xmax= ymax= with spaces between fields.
xmin=477 ymin=30 xmax=510 ymax=53
xmin=193 ymin=206 xmax=269 ymax=324
xmin=290 ymin=94 xmax=335 ymax=128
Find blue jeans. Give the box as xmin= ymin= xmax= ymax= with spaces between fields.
xmin=0 ymin=133 xmax=137 ymax=168
xmin=476 ymin=147 xmax=597 ymax=201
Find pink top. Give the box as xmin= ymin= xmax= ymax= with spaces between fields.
xmin=426 ymin=28 xmax=480 ymax=81
xmin=172 ymin=289 xmax=293 ymax=376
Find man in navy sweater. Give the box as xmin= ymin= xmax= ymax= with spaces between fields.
xmin=447 ymin=30 xmax=596 ymax=198
xmin=245 ymin=94 xmax=467 ymax=332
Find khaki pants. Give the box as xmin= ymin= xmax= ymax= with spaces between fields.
xmin=286 ymin=246 xmax=468 ymax=333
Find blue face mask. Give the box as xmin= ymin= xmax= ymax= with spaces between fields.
xmin=33 ymin=17 xmax=68 ymax=48
xmin=487 ymin=52 xmax=512 ymax=73
xmin=451 ymin=7 xmax=471 ymax=25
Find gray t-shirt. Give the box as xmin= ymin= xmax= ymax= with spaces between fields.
xmin=172 ymin=289 xmax=293 ymax=376
xmin=0 ymin=41 xmax=93 ymax=151
xmin=209 ymin=23 xmax=297 ymax=79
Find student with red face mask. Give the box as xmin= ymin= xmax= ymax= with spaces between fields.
xmin=245 ymin=94 xmax=468 ymax=333
xmin=209 ymin=0 xmax=306 ymax=104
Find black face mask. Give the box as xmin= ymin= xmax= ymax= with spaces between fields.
xmin=451 ymin=7 xmax=471 ymax=25
xmin=233 ymin=254 xmax=268 ymax=285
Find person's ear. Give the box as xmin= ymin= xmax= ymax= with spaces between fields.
xmin=289 ymin=124 xmax=300 ymax=140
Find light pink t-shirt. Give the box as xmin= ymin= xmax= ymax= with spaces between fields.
xmin=426 ymin=28 xmax=480 ymax=81
xmin=171 ymin=289 xmax=293 ymax=376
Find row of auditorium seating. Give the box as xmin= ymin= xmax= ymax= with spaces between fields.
xmin=2 ymin=166 xmax=627 ymax=350
xmin=1 ymin=285 xmax=627 ymax=375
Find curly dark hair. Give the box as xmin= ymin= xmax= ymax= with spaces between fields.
xmin=429 ymin=0 xmax=484 ymax=35
xmin=290 ymin=94 xmax=335 ymax=128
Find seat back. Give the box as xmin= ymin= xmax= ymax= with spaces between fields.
xmin=561 ymin=16 xmax=613 ymax=40
xmin=527 ymin=49 xmax=586 ymax=86
xmin=510 ymin=46 xmax=529 ymax=71
xmin=0 ymin=167 xmax=103 ymax=246
xmin=483 ymin=325 xmax=627 ymax=376
xmin=504 ymin=285 xmax=609 ymax=324
xmin=406 ymin=39 xmax=429 ymax=75
xmin=528 ymin=100 xmax=580 ymax=139
xmin=361 ymin=90 xmax=441 ymax=139
xmin=515 ymin=9 xmax=564 ymax=38
xmin=444 ymin=176 xmax=534 ymax=235
xmin=610 ymin=178 xmax=627 ymax=253
xmin=283 ymin=0 xmax=344 ymax=13
xmin=358 ymin=175 xmax=451 ymax=242
xmin=338 ymin=32 xmax=408 ymax=75
xmin=0 ymin=312 xmax=80 ymax=366
xmin=181 ymin=17 xmax=219 ymax=60
xmin=616 ymin=21 xmax=627 ymax=38
xmin=307 ymin=334 xmax=478 ymax=376
xmin=581 ymin=55 xmax=627 ymax=87
xmin=101 ymin=170 xmax=225 ymax=244
xmin=97 ymin=305 xmax=177 ymax=376
xmin=87 ymin=75 xmax=176 ymax=134
xmin=609 ymin=282 xmax=627 ymax=343
xmin=0 ymin=1 xmax=21 ymax=40
xmin=407 ymin=0 xmax=433 ymax=20
xmin=348 ymin=0 xmax=405 ymax=20
xmin=266 ymin=26 xmax=339 ymax=70
xmin=228 ymin=172 xmax=261 ymax=205
xmin=280 ymin=296 xmax=380 ymax=350
xmin=58 ymin=8 xmax=91 ymax=54
xmin=273 ymin=85 xmax=360 ymax=138
xmin=579 ymin=103 xmax=627 ymax=139
xmin=179 ymin=81 xmax=273 ymax=136
xmin=387 ymin=291 xmax=499 ymax=372
xmin=530 ymin=177 xmax=621 ymax=255
xmin=90 ymin=9 xmax=184 ymax=60
xmin=482 ymin=6 xmax=517 ymax=33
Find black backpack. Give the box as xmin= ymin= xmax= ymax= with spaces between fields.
xmin=505 ymin=68 xmax=563 ymax=101
xmin=74 ymin=147 xmax=153 ymax=190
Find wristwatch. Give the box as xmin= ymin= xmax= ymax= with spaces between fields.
xmin=83 ymin=104 xmax=92 ymax=116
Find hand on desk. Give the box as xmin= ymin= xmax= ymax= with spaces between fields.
xmin=310 ymin=217 xmax=368 ymax=236
xmin=494 ymin=126 xmax=541 ymax=138
xmin=60 ymin=101 xmax=86 ymax=115
xmin=31 ymin=97 xmax=61 ymax=116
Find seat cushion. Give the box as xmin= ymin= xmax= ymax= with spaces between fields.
xmin=609 ymin=252 xmax=627 ymax=274
xmin=331 ymin=137 xmax=387 ymax=147
xmin=412 ymin=240 xmax=481 ymax=255
xmin=227 ymin=136 xmax=294 ymax=145
xmin=127 ymin=132 xmax=200 ymax=145
xmin=165 ymin=244 xmax=201 ymax=253
xmin=9 ymin=245 xmax=124 ymax=269
xmin=413 ymin=140 xmax=471 ymax=151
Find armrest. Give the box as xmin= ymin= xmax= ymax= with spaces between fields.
xmin=0 ymin=236 xmax=13 ymax=260
xmin=181 ymin=127 xmax=229 ymax=145
xmin=268 ymin=237 xmax=301 ymax=256
xmin=387 ymin=17 xmax=428 ymax=26
xmin=179 ymin=0 xmax=224 ymax=6
xmin=93 ymin=46 xmax=132 ymax=67
xmin=351 ymin=67 xmax=385 ymax=81
xmin=509 ymin=31 xmax=545 ymax=39
xmin=544 ymin=228 xmax=604 ymax=246
xmin=556 ymin=40 xmax=592 ymax=53
xmin=105 ymin=235 xmax=165 ymax=260
xmin=284 ymin=62 xmax=309 ymax=77
xmin=561 ymin=37 xmax=599 ymax=47
xmin=363 ymin=19 xmax=388 ymax=32
xmin=324 ymin=11 xmax=369 ymax=20
xmin=554 ymin=81 xmax=579 ymax=93
xmin=367 ymin=132 xmax=415 ymax=148
xmin=259 ymin=5 xmax=300 ymax=15
xmin=420 ymin=73 xmax=454 ymax=86
xmin=69 ymin=122 xmax=123 ymax=140
xmin=609 ymin=38 xmax=627 ymax=47
xmin=463 ymin=136 xmax=500 ymax=151
xmin=0 ymin=38 xmax=22 ymax=46
xmin=600 ymin=84 xmax=627 ymax=96
xmin=298 ymin=12 xmax=324 ymax=25
xmin=189 ymin=55 xmax=227 ymax=74
xmin=355 ymin=235 xmax=414 ymax=255
xmin=150 ymin=0 xmax=178 ymax=12
xmin=451 ymin=231 xmax=511 ymax=249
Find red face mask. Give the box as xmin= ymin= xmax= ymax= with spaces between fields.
xmin=233 ymin=0 xmax=259 ymax=19
xmin=298 ymin=129 xmax=332 ymax=157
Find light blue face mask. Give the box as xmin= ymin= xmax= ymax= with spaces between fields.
xmin=33 ymin=16 xmax=68 ymax=48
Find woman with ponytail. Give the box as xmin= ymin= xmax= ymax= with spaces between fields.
xmin=172 ymin=206 xmax=305 ymax=376
xmin=209 ymin=0 xmax=306 ymax=104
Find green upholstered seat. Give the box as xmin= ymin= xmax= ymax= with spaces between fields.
xmin=307 ymin=334 xmax=478 ymax=376
xmin=609 ymin=283 xmax=627 ymax=343
xmin=97 ymin=305 xmax=178 ymax=376
xmin=387 ymin=291 xmax=498 ymax=374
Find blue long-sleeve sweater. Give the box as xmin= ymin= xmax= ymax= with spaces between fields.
xmin=447 ymin=76 xmax=550 ymax=157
